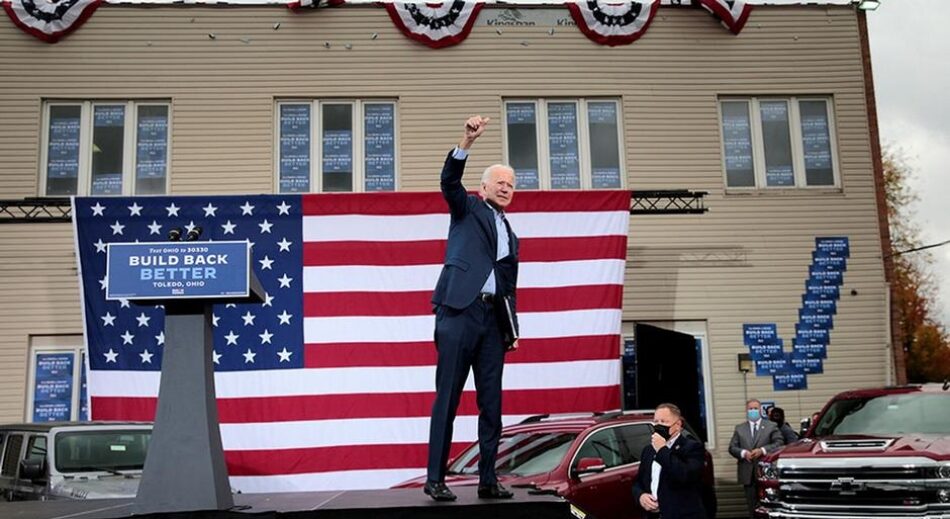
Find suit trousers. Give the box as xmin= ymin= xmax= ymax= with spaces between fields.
xmin=743 ymin=483 xmax=757 ymax=518
xmin=426 ymin=298 xmax=506 ymax=485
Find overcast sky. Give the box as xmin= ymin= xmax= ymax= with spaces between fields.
xmin=867 ymin=1 xmax=950 ymax=327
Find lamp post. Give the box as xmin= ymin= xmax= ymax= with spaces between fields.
xmin=737 ymin=352 xmax=752 ymax=403
xmin=857 ymin=0 xmax=881 ymax=11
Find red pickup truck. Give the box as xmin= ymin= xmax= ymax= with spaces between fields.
xmin=755 ymin=383 xmax=950 ymax=519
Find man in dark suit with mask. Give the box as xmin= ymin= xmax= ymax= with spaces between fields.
xmin=632 ymin=403 xmax=707 ymax=519
xmin=424 ymin=115 xmax=520 ymax=502
xmin=729 ymin=398 xmax=784 ymax=517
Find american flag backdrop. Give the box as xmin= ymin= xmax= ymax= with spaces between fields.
xmin=73 ymin=190 xmax=630 ymax=492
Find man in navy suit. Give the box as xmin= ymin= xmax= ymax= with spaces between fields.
xmin=425 ymin=115 xmax=520 ymax=502
xmin=632 ymin=403 xmax=707 ymax=519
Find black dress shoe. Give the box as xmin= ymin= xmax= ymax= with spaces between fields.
xmin=423 ymin=481 xmax=458 ymax=502
xmin=477 ymin=483 xmax=514 ymax=499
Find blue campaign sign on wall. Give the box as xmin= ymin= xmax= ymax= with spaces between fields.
xmin=791 ymin=356 xmax=824 ymax=374
xmin=755 ymin=358 xmax=788 ymax=376
xmin=815 ymin=237 xmax=850 ymax=258
xmin=795 ymin=326 xmax=830 ymax=342
xmin=805 ymin=284 xmax=840 ymax=301
xmin=792 ymin=341 xmax=827 ymax=359
xmin=801 ymin=298 xmax=837 ymax=315
xmin=106 ymin=241 xmax=250 ymax=300
xmin=807 ymin=268 xmax=844 ymax=286
xmin=774 ymin=373 xmax=807 ymax=391
xmin=812 ymin=254 xmax=847 ymax=272
xmin=750 ymin=341 xmax=784 ymax=361
xmin=743 ymin=323 xmax=778 ymax=345
xmin=33 ymin=353 xmax=74 ymax=422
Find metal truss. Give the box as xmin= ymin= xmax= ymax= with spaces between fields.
xmin=0 ymin=192 xmax=708 ymax=223
xmin=630 ymin=190 xmax=707 ymax=214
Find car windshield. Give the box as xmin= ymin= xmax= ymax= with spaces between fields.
xmin=449 ymin=432 xmax=577 ymax=477
xmin=55 ymin=430 xmax=151 ymax=473
xmin=814 ymin=393 xmax=950 ymax=436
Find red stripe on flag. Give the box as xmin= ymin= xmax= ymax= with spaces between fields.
xmin=92 ymin=386 xmax=620 ymax=424
xmin=303 ymin=285 xmax=623 ymax=317
xmin=302 ymin=191 xmax=631 ymax=215
xmin=305 ymin=335 xmax=620 ymax=368
xmin=225 ymin=442 xmax=468 ymax=475
xmin=302 ymin=236 xmax=626 ymax=266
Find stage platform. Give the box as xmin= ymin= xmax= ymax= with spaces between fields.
xmin=1 ymin=488 xmax=576 ymax=519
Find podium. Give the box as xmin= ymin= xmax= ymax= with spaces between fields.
xmin=105 ymin=240 xmax=261 ymax=514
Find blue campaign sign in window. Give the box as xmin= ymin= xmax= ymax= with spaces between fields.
xmin=277 ymin=100 xmax=398 ymax=193
xmin=43 ymin=101 xmax=170 ymax=196
xmin=363 ymin=104 xmax=395 ymax=192
xmin=505 ymin=98 xmax=625 ymax=190
xmin=279 ymin=104 xmax=312 ymax=193
xmin=547 ymin=103 xmax=580 ymax=190
xmin=135 ymin=105 xmax=169 ymax=195
xmin=720 ymin=97 xmax=838 ymax=190
xmin=33 ymin=353 xmax=75 ymax=422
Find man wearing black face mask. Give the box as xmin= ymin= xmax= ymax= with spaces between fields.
xmin=632 ymin=403 xmax=707 ymax=519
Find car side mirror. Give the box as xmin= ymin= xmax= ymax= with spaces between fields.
xmin=573 ymin=457 xmax=606 ymax=477
xmin=799 ymin=417 xmax=811 ymax=438
xmin=19 ymin=458 xmax=46 ymax=481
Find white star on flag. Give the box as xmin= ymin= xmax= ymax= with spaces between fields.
xmin=110 ymin=221 xmax=125 ymax=235
xmin=243 ymin=349 xmax=257 ymax=364
xmin=278 ymin=274 xmax=293 ymax=288
xmin=276 ymin=201 xmax=292 ymax=215
xmin=277 ymin=238 xmax=292 ymax=252
xmin=259 ymin=256 xmax=274 ymax=270
xmin=224 ymin=330 xmax=240 ymax=345
xmin=212 ymin=350 xmax=222 ymax=365
xmin=91 ymin=202 xmax=106 ymax=216
xmin=119 ymin=299 xmax=130 ymax=308
xmin=128 ymin=202 xmax=143 ymax=216
xmin=140 ymin=350 xmax=154 ymax=364
xmin=155 ymin=331 xmax=165 ymax=346
xmin=136 ymin=312 xmax=151 ymax=327
xmin=259 ymin=329 xmax=273 ymax=344
xmin=241 ymin=311 xmax=256 ymax=326
xmin=121 ymin=331 xmax=135 ymax=345
xmin=277 ymin=348 xmax=293 ymax=362
xmin=99 ymin=277 xmax=108 ymax=290
xmin=148 ymin=221 xmax=162 ymax=235
xmin=212 ymin=314 xmax=220 ymax=327
xmin=94 ymin=239 xmax=107 ymax=253
xmin=240 ymin=201 xmax=255 ymax=216
xmin=165 ymin=203 xmax=180 ymax=217
xmin=101 ymin=312 xmax=116 ymax=326
xmin=185 ymin=221 xmax=198 ymax=235
xmin=104 ymin=349 xmax=118 ymax=363
xmin=277 ymin=310 xmax=292 ymax=325
xmin=259 ymin=220 xmax=273 ymax=233
xmin=262 ymin=293 xmax=274 ymax=307
xmin=222 ymin=220 xmax=236 ymax=234
xmin=203 ymin=203 xmax=218 ymax=217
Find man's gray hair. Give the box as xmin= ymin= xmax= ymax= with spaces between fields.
xmin=481 ymin=164 xmax=515 ymax=185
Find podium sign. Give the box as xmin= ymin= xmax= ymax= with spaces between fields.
xmin=106 ymin=241 xmax=250 ymax=300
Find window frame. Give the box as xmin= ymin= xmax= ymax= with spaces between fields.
xmin=274 ymin=99 xmax=400 ymax=193
xmin=503 ymin=98 xmax=626 ymax=190
xmin=26 ymin=338 xmax=87 ymax=423
xmin=39 ymin=100 xmax=172 ymax=197
xmin=718 ymin=95 xmax=841 ymax=191
xmin=569 ymin=423 xmax=643 ymax=475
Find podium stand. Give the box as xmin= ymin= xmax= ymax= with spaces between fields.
xmin=105 ymin=240 xmax=261 ymax=514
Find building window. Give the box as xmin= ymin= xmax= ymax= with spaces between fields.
xmin=27 ymin=338 xmax=88 ymax=423
xmin=504 ymin=99 xmax=624 ymax=190
xmin=41 ymin=101 xmax=170 ymax=196
xmin=276 ymin=100 xmax=398 ymax=193
xmin=719 ymin=97 xmax=839 ymax=189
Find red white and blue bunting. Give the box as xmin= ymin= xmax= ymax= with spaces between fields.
xmin=567 ymin=0 xmax=660 ymax=47
xmin=383 ymin=1 xmax=483 ymax=49
xmin=1 ymin=0 xmax=761 ymax=45
xmin=698 ymin=0 xmax=753 ymax=34
xmin=3 ymin=0 xmax=101 ymax=43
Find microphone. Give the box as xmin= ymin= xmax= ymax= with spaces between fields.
xmin=168 ymin=228 xmax=182 ymax=241
xmin=186 ymin=226 xmax=203 ymax=242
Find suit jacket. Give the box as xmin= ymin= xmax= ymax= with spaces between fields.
xmin=728 ymin=419 xmax=783 ymax=485
xmin=431 ymin=151 xmax=519 ymax=327
xmin=632 ymin=435 xmax=707 ymax=519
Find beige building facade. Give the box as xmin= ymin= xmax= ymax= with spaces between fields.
xmin=0 ymin=2 xmax=897 ymax=515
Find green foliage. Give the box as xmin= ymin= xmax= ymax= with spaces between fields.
xmin=883 ymin=147 xmax=950 ymax=383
